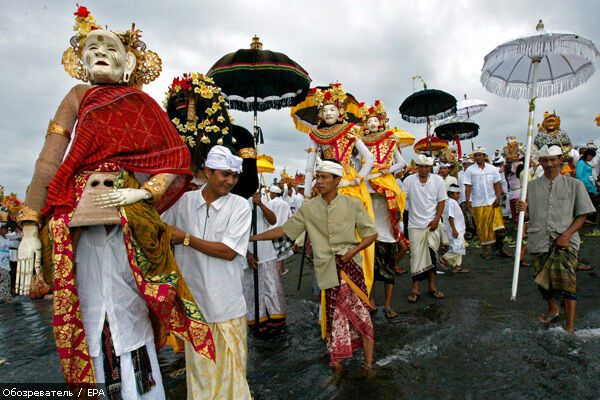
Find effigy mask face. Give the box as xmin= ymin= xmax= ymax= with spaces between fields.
xmin=322 ymin=104 xmax=340 ymax=126
xmin=367 ymin=117 xmax=379 ymax=133
xmin=82 ymin=30 xmax=136 ymax=84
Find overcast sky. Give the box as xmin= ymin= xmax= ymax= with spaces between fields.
xmin=1 ymin=0 xmax=598 ymax=196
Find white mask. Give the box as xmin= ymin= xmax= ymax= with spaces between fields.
xmin=82 ymin=30 xmax=136 ymax=84
xmin=366 ymin=116 xmax=380 ymax=133
xmin=322 ymin=104 xmax=340 ymax=126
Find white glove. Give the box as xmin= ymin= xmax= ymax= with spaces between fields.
xmin=337 ymin=180 xmax=352 ymax=188
xmin=17 ymin=224 xmax=42 ymax=295
xmin=93 ymin=188 xmax=152 ymax=208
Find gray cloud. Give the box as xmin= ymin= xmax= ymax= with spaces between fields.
xmin=1 ymin=0 xmax=598 ymax=195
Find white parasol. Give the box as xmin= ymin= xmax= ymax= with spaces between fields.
xmin=481 ymin=20 xmax=599 ymax=300
xmin=456 ymin=95 xmax=487 ymax=119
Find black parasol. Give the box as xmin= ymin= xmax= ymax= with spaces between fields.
xmin=434 ymin=120 xmax=479 ymax=157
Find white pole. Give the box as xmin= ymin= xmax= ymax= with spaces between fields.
xmin=511 ymin=59 xmax=540 ymax=301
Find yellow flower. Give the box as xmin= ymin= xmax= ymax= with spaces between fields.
xmin=200 ymin=86 xmax=213 ymax=99
xmin=222 ymin=127 xmax=229 ymax=135
xmin=171 ymin=117 xmax=181 ymax=125
xmin=201 ymin=135 xmax=210 ymax=144
xmin=217 ymin=115 xmax=225 ymax=123
xmin=217 ymin=137 xmax=223 ymax=145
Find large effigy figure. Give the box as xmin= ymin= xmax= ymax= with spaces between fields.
xmin=303 ymin=83 xmax=376 ymax=292
xmin=534 ymin=111 xmax=576 ymax=175
xmin=16 ymin=6 xmax=214 ymax=394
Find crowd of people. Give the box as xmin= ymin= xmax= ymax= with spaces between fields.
xmin=4 ymin=5 xmax=599 ymax=399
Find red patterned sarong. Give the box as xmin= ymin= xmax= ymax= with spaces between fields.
xmin=324 ymin=257 xmax=374 ymax=366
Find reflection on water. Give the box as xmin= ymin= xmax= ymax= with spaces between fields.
xmin=2 ymin=296 xmax=600 ymax=399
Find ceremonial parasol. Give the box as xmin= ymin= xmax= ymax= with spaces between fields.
xmin=256 ymin=154 xmax=275 ymax=188
xmin=399 ymin=76 xmax=457 ymax=152
xmin=456 ymin=94 xmax=488 ymax=119
xmin=290 ymin=85 xmax=363 ymax=133
xmin=481 ymin=20 xmax=599 ymax=300
xmin=434 ymin=119 xmax=479 ymax=157
xmin=390 ymin=127 xmax=415 ymax=148
xmin=413 ymin=136 xmax=449 ymax=154
xmin=207 ymin=36 xmax=311 ymax=144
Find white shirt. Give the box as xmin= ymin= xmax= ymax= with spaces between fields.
xmin=440 ymin=174 xmax=458 ymax=191
xmin=404 ymin=173 xmax=447 ymax=229
xmin=371 ymin=194 xmax=395 ymax=242
xmin=293 ymin=193 xmax=304 ymax=213
xmin=161 ymin=186 xmax=252 ymax=323
xmin=6 ymin=231 xmax=21 ymax=262
xmin=76 ymin=226 xmax=153 ymax=357
xmin=268 ymin=196 xmax=292 ymax=228
xmin=458 ymin=170 xmax=467 ymax=204
xmin=444 ymin=198 xmax=466 ymax=235
xmin=463 ymin=163 xmax=502 ymax=207
xmin=247 ymin=198 xmax=277 ymax=264
xmin=282 ymin=188 xmax=296 ymax=213
xmin=0 ymin=235 xmax=9 ymax=271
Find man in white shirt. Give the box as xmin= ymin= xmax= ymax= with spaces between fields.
xmin=403 ymin=155 xmax=447 ymax=303
xmin=268 ymin=185 xmax=293 ymax=275
xmin=243 ymin=191 xmax=288 ymax=337
xmin=162 ymin=146 xmax=253 ymax=400
xmin=293 ymin=184 xmax=305 ymax=213
xmin=492 ymin=155 xmax=511 ymax=218
xmin=458 ymin=157 xmax=476 ymax=240
xmin=464 ymin=147 xmax=509 ymax=259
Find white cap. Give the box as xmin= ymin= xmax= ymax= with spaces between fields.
xmin=473 ymin=146 xmax=487 ymax=154
xmin=205 ymin=145 xmax=243 ymax=173
xmin=492 ymin=156 xmax=506 ymax=165
xmin=537 ymin=145 xmax=562 ymax=158
xmin=269 ymin=185 xmax=282 ymax=194
xmin=439 ymin=163 xmax=451 ymax=168
xmin=448 ymin=184 xmax=461 ymax=193
xmin=316 ymin=160 xmax=344 ymax=177
xmin=415 ymin=154 xmax=434 ymax=166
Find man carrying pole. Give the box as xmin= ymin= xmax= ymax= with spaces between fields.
xmin=516 ymin=145 xmax=594 ymax=334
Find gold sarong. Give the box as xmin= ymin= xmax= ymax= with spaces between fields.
xmin=472 ymin=205 xmax=505 ymax=245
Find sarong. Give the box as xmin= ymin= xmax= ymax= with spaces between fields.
xmin=374 ymin=242 xmax=397 ymax=284
xmin=0 ymin=268 xmax=11 ymax=303
xmin=185 ymin=316 xmax=251 ymax=400
xmin=321 ymin=256 xmax=374 ymax=365
xmin=533 ymin=245 xmax=577 ymax=295
xmin=472 ymin=205 xmax=505 ymax=245
xmin=408 ymin=227 xmax=442 ymax=276
xmin=242 ymin=259 xmax=287 ymax=328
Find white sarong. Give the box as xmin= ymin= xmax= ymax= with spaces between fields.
xmin=408 ymin=227 xmax=442 ymax=276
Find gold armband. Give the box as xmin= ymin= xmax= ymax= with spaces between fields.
xmin=305 ymin=147 xmax=317 ymax=153
xmin=17 ymin=205 xmax=42 ymax=225
xmin=45 ymin=120 xmax=71 ymax=140
xmin=141 ymin=174 xmax=169 ymax=202
xmin=238 ymin=147 xmax=257 ymax=159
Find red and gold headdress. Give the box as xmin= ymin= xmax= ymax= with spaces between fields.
xmin=360 ymin=100 xmax=389 ymax=131
xmin=311 ymin=83 xmax=349 ymax=122
xmin=61 ymin=5 xmax=162 ymax=88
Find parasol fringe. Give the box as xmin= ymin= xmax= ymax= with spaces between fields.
xmin=483 ymin=33 xmax=599 ymax=70
xmin=223 ymin=92 xmax=304 ymax=112
xmin=481 ymin=63 xmax=596 ymax=99
xmin=401 ymin=106 xmax=457 ymax=124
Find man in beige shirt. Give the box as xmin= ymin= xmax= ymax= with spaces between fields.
xmin=251 ymin=160 xmax=378 ymax=375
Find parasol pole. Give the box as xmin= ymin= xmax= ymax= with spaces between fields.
xmin=511 ymin=57 xmax=540 ymax=301
xmin=252 ymin=95 xmax=260 ymax=333
xmin=297 ymin=233 xmax=309 ymax=291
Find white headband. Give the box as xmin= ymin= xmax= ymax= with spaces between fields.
xmin=415 ymin=154 xmax=434 ymax=166
xmin=473 ymin=147 xmax=487 ymax=154
xmin=269 ymin=185 xmax=282 ymax=194
xmin=316 ymin=160 xmax=344 ymax=177
xmin=205 ymin=145 xmax=243 ymax=173
xmin=537 ymin=145 xmax=562 ymax=158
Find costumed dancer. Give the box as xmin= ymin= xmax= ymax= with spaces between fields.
xmin=251 ymin=160 xmax=377 ymax=374
xmin=516 ymin=145 xmax=595 ymax=334
xmin=16 ymin=6 xmax=214 ymax=394
xmin=403 ymin=155 xmax=446 ymax=303
xmin=243 ymin=191 xmax=288 ymax=337
xmin=464 ymin=147 xmax=510 ymax=259
xmin=441 ymin=184 xmax=469 ymax=273
xmin=360 ymin=100 xmax=406 ymax=319
xmin=303 ymin=84 xmax=376 ymax=293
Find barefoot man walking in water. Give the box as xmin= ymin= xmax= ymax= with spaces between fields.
xmin=517 ymin=145 xmax=595 ymax=334
xmin=250 ymin=160 xmax=377 ymax=375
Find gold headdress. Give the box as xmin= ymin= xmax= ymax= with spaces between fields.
xmin=61 ymin=5 xmax=162 ymax=88
xmin=360 ymin=100 xmax=389 ymax=131
xmin=164 ymin=72 xmax=232 ymax=147
xmin=312 ymin=83 xmax=349 ymax=122
xmin=540 ymin=110 xmax=561 ymax=132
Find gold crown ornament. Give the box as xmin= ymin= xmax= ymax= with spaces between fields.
xmin=61 ymin=4 xmax=162 ymax=88
xmin=311 ymin=83 xmax=350 ymax=123
xmin=360 ymin=100 xmax=389 ymax=131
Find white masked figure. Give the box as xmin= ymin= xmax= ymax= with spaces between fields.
xmin=16 ymin=5 xmax=214 ymax=391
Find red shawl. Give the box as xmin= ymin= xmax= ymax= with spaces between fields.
xmin=43 ymin=85 xmax=191 ymax=217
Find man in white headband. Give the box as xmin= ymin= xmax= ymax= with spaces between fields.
xmin=464 ymin=146 xmax=510 ymax=259
xmin=162 ymin=144 xmax=253 ymax=398
xmin=403 ymin=154 xmax=447 ymax=302
xmin=516 ymin=144 xmax=595 ymax=334
xmin=249 ymin=158 xmax=378 ymax=374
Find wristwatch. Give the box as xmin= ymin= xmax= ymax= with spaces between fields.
xmin=183 ymin=233 xmax=191 ymax=246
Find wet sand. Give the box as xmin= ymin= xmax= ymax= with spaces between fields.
xmin=2 ymin=225 xmax=600 ymax=399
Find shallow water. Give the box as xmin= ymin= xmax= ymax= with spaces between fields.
xmin=3 ymin=294 xmax=600 ymax=399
